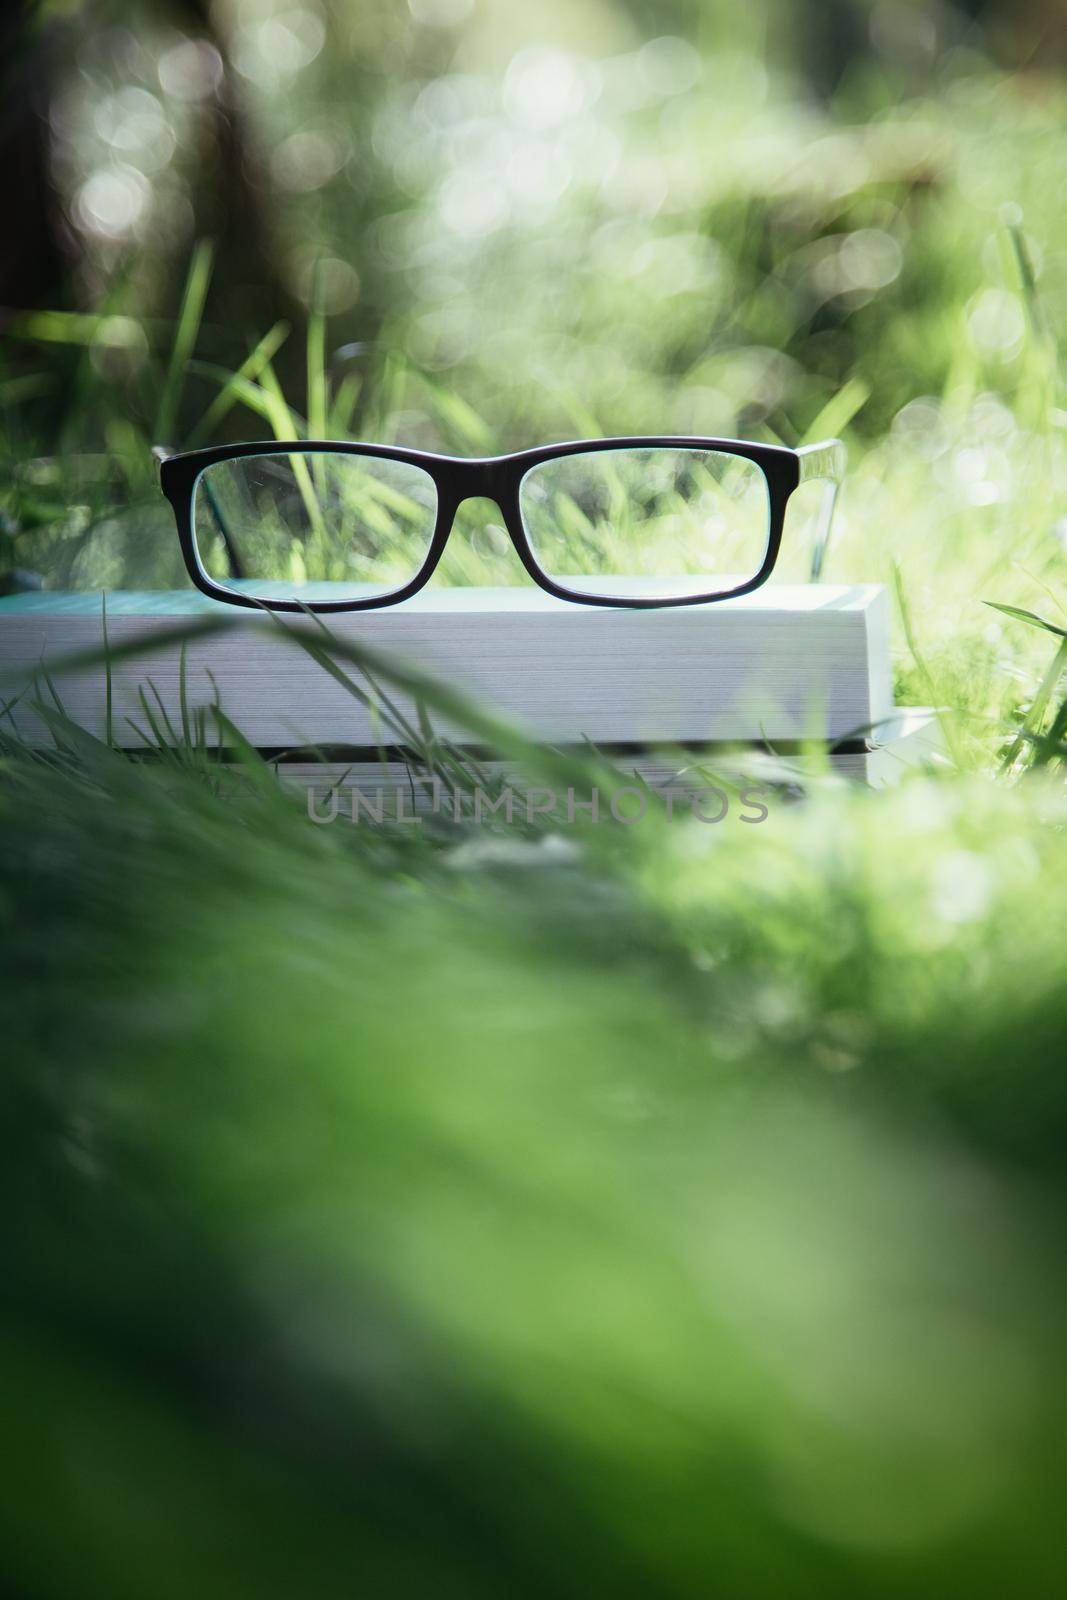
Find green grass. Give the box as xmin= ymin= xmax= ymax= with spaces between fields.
xmin=2 ymin=693 xmax=1067 ymax=1597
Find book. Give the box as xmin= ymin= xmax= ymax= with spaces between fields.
xmin=0 ymin=584 xmax=896 ymax=760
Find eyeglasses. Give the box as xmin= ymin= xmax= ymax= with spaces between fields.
xmin=154 ymin=436 xmax=844 ymax=613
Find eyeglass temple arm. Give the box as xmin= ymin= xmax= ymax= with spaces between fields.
xmin=795 ymin=438 xmax=846 ymax=582
xmin=150 ymin=445 xmax=246 ymax=581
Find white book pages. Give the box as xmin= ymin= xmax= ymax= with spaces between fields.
xmin=0 ymin=584 xmax=894 ymax=749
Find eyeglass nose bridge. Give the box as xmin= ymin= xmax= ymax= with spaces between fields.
xmin=433 ymin=456 xmax=518 ymax=535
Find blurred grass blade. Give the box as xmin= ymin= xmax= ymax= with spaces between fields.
xmin=985 ymin=601 xmax=1067 ymax=639
xmin=1035 ymin=684 xmax=1067 ymax=767
xmin=269 ymin=612 xmax=617 ymax=801
xmin=421 ymin=378 xmax=495 ymax=452
xmin=210 ymin=705 xmax=290 ymax=799
xmin=186 ymin=364 xmax=276 ymax=422
xmin=1001 ymin=635 xmax=1067 ymax=772
xmin=178 ymin=642 xmax=191 ymax=748
xmin=133 ymin=682 xmax=181 ymax=763
xmin=8 ymin=312 xmax=145 ymax=349
xmin=0 ymin=617 xmax=235 ymax=686
xmin=329 ymin=371 xmax=362 ymax=437
xmin=892 ymin=560 xmax=963 ymax=768
xmin=155 ymin=240 xmax=215 ymax=445
xmin=801 ymin=377 xmax=869 ymax=445
xmin=186 ymin=322 xmax=290 ymax=448
xmin=258 ymin=364 xmax=326 ymax=540
xmin=26 ymin=697 xmax=123 ymax=766
xmin=256 ymin=365 xmax=307 ymax=440
xmin=1007 ymin=216 xmax=1050 ymax=345
xmin=191 ymin=357 xmax=323 ymax=532
xmin=307 ymin=265 xmax=328 ymax=440
xmin=307 ymin=268 xmax=328 ymax=498
xmin=102 ymin=592 xmax=113 ymax=749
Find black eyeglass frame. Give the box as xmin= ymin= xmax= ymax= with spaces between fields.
xmin=155 ymin=436 xmax=844 ymax=614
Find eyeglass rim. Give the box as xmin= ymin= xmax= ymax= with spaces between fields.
xmin=156 ymin=435 xmax=843 ymax=614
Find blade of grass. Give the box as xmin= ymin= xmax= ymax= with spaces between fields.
xmin=210 ymin=705 xmax=293 ymax=801
xmin=0 ymin=617 xmax=236 ymax=687
xmin=186 ymin=363 xmax=277 ymax=420
xmin=306 ymin=264 xmax=328 ymax=495
xmin=329 ymin=370 xmax=362 ymax=437
xmin=8 ymin=311 xmax=145 ymax=349
xmin=135 ymin=684 xmax=180 ymax=762
xmin=1039 ymin=684 xmax=1067 ymax=764
xmin=800 ymin=377 xmax=870 ymax=446
xmin=1007 ymin=217 xmax=1051 ymax=346
xmin=267 ymin=611 xmax=616 ymax=802
xmin=985 ymin=601 xmax=1067 ymax=639
xmin=257 ymin=364 xmax=326 ymax=541
xmin=186 ymin=322 xmax=291 ymax=448
xmin=178 ymin=642 xmax=191 ymax=748
xmin=101 ymin=592 xmax=113 ymax=749
xmin=420 ymin=376 xmax=495 ymax=452
xmin=28 ymin=698 xmax=125 ymax=766
xmin=154 ymin=240 xmax=215 ymax=444
xmin=291 ymin=603 xmax=494 ymax=796
xmin=143 ymin=677 xmax=181 ymax=748
xmin=891 ymin=560 xmax=964 ymax=768
xmin=1001 ymin=635 xmax=1067 ymax=772
xmin=34 ymin=662 xmax=67 ymax=717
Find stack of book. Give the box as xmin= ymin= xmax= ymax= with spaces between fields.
xmin=0 ymin=584 xmax=938 ymax=794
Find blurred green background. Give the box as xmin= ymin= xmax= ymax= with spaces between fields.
xmin=7 ymin=0 xmax=1067 ymax=448
xmin=3 ymin=4 xmax=1067 ymax=1597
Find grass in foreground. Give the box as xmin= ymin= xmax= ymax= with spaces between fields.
xmin=1 ymin=697 xmax=1066 ymax=1598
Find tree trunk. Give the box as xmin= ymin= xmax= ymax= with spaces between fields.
xmin=0 ymin=3 xmax=70 ymax=312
